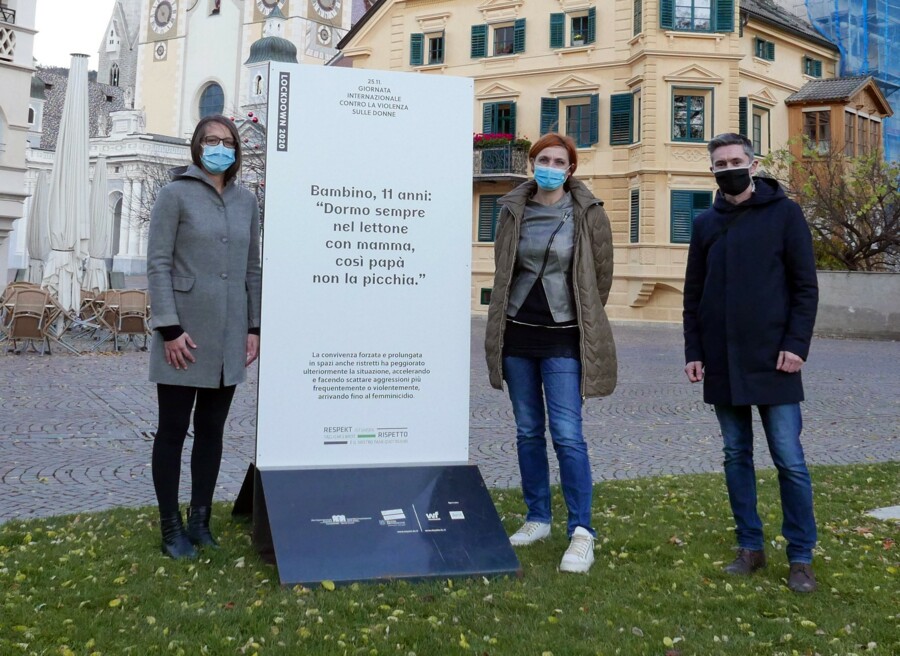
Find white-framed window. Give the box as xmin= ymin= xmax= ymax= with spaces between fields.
xmin=802 ymin=107 xmax=831 ymax=153
xmin=549 ymin=8 xmax=596 ymax=48
xmin=751 ymin=105 xmax=769 ymax=155
xmin=470 ymin=19 xmax=525 ymax=58
xmin=672 ymin=87 xmax=713 ymax=142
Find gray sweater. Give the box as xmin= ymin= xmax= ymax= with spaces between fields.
xmin=147 ymin=165 xmax=262 ymax=388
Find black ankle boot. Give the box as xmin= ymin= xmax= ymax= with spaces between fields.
xmin=186 ymin=506 xmax=219 ymax=548
xmin=160 ymin=511 xmax=197 ymax=559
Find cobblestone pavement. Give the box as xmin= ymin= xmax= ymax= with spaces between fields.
xmin=1 ymin=318 xmax=897 ymax=524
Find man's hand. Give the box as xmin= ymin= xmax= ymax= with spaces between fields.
xmin=776 ymin=350 xmax=804 ymax=373
xmin=246 ymin=334 xmax=260 ymax=367
xmin=684 ymin=361 xmax=704 ymax=383
xmin=164 ymin=332 xmax=197 ymax=369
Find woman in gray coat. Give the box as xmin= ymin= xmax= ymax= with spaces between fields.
xmin=147 ymin=115 xmax=262 ymax=559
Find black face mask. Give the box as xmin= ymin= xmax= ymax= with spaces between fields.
xmin=714 ymin=166 xmax=753 ymax=196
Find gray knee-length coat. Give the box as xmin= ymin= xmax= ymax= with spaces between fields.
xmin=147 ymin=164 xmax=262 ymax=388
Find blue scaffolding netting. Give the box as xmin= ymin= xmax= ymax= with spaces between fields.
xmin=804 ymin=0 xmax=900 ymax=161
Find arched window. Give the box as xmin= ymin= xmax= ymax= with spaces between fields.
xmin=110 ymin=63 xmax=119 ymax=87
xmin=199 ymin=82 xmax=224 ymax=118
xmin=27 ymin=106 xmax=35 ymax=124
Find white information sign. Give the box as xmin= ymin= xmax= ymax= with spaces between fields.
xmin=256 ymin=64 xmax=474 ymax=469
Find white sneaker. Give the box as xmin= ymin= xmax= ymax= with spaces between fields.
xmin=509 ymin=521 xmax=551 ymax=546
xmin=559 ymin=527 xmax=595 ymax=573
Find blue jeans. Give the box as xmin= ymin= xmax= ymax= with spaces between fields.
xmin=714 ymin=403 xmax=816 ymax=564
xmin=503 ymin=356 xmax=594 ymax=537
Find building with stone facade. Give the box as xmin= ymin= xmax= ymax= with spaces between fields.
xmin=336 ymin=0 xmax=891 ymax=320
xmin=98 ymin=0 xmax=143 ymax=108
xmin=0 ymin=0 xmax=36 ymax=286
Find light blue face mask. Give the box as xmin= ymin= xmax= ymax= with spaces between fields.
xmin=201 ymin=143 xmax=236 ymax=174
xmin=534 ymin=165 xmax=568 ymax=191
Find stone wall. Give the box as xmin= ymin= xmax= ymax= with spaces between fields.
xmin=816 ymin=271 xmax=900 ymax=340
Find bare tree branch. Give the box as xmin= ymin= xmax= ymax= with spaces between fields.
xmin=762 ymin=139 xmax=900 ymax=271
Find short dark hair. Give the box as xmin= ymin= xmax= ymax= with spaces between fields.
xmin=707 ymin=132 xmax=755 ymax=163
xmin=190 ymin=115 xmax=242 ymax=184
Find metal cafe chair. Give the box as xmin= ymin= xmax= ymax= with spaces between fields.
xmin=92 ymin=289 xmax=122 ymax=351
xmin=0 ymin=288 xmax=53 ymax=355
xmin=116 ymin=289 xmax=151 ymax=351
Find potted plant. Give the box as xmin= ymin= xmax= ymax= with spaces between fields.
xmin=473 ymin=133 xmax=531 ymax=151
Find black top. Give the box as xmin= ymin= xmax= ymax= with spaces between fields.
xmin=503 ymin=279 xmax=580 ymax=359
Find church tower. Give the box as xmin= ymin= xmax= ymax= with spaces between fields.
xmin=97 ymin=0 xmax=142 ymax=108
xmin=242 ymin=6 xmax=297 ymax=125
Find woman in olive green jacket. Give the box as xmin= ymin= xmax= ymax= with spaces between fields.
xmin=484 ymin=133 xmax=616 ymax=574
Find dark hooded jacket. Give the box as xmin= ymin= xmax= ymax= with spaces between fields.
xmin=485 ymin=178 xmax=617 ymax=398
xmin=683 ymin=176 xmax=818 ymax=406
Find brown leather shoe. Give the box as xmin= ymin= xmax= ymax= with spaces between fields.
xmin=723 ymin=548 xmax=766 ymax=575
xmin=787 ymin=562 xmax=817 ymax=593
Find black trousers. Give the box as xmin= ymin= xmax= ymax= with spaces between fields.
xmin=151 ymin=381 xmax=237 ymax=515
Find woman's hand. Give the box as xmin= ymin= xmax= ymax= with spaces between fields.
xmin=246 ymin=334 xmax=260 ymax=366
xmin=164 ymin=332 xmax=197 ymax=370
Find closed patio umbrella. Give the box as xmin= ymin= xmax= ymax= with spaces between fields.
xmin=25 ymin=170 xmax=51 ymax=284
xmin=42 ymin=53 xmax=90 ymax=313
xmin=84 ymin=155 xmax=111 ymax=293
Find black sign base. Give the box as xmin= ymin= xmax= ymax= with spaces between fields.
xmin=234 ymin=464 xmax=521 ymax=586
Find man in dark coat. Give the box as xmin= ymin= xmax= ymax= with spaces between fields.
xmin=683 ymin=133 xmax=819 ymax=593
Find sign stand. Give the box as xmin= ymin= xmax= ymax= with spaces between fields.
xmin=243 ymin=64 xmax=519 ymax=585
xmin=236 ymin=464 xmax=520 ymax=585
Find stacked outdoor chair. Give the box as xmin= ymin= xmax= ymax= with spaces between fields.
xmin=116 ymin=289 xmax=151 ymax=351
xmin=0 ymin=287 xmax=53 ymax=355
xmin=92 ymin=289 xmax=121 ymax=351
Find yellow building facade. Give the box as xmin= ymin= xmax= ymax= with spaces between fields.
xmin=337 ymin=0 xmax=841 ymax=321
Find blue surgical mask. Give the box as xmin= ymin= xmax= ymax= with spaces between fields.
xmin=201 ymin=143 xmax=235 ymax=174
xmin=534 ymin=165 xmax=568 ymax=191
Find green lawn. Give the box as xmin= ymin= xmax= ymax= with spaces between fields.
xmin=2 ymin=463 xmax=898 ymax=656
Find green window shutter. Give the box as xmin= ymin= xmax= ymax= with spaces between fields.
xmin=766 ymin=41 xmax=775 ymax=60
xmin=715 ymin=0 xmax=734 ymax=32
xmin=738 ymin=97 xmax=748 ymax=137
xmin=589 ymin=94 xmax=600 ymax=145
xmin=610 ymin=93 xmax=633 ymax=145
xmin=630 ymin=188 xmax=640 ymax=243
xmin=478 ymin=195 xmax=502 ymax=242
xmin=409 ymin=33 xmax=424 ymax=66
xmin=670 ymin=191 xmax=694 ymax=244
xmin=814 ymin=59 xmax=822 ymax=77
xmin=514 ymin=18 xmax=526 ymax=53
xmin=483 ymin=103 xmax=497 ymax=133
xmin=471 ymin=24 xmax=487 ymax=58
xmin=540 ymin=97 xmax=559 ymax=135
xmin=550 ymin=13 xmax=565 ymax=48
xmin=634 ymin=0 xmax=643 ymax=35
xmin=508 ymin=102 xmax=517 ymax=136
xmin=660 ymin=0 xmax=674 ymax=29
xmin=586 ymin=7 xmax=597 ymax=44
xmin=672 ymin=190 xmax=712 ymax=243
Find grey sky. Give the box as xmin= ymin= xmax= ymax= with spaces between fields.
xmin=34 ymin=0 xmax=117 ymax=70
